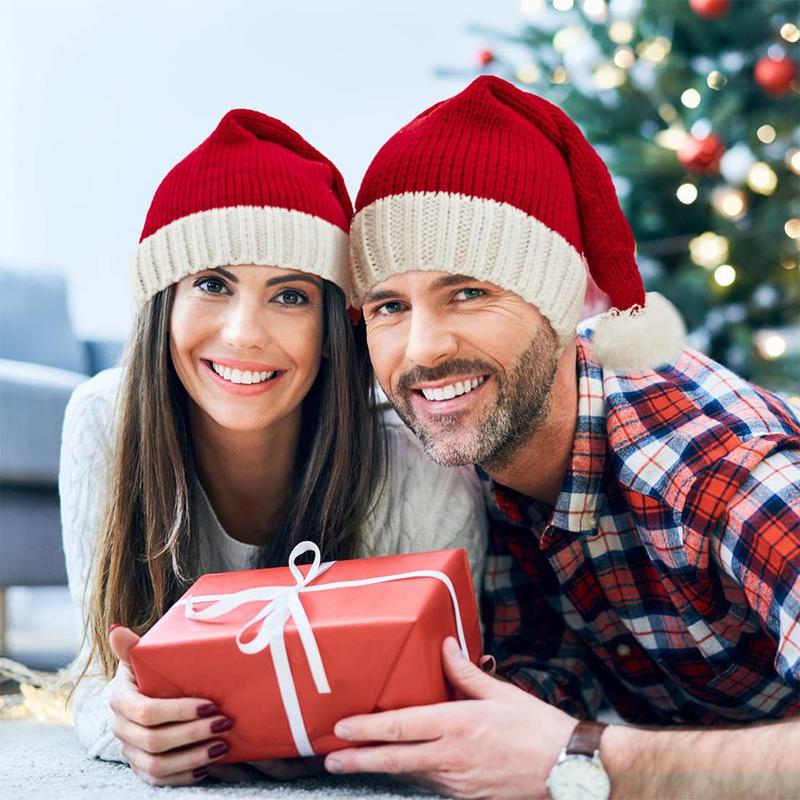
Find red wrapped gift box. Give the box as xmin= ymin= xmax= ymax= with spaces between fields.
xmin=129 ymin=543 xmax=482 ymax=763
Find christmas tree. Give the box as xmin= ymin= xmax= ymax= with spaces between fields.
xmin=453 ymin=0 xmax=799 ymax=395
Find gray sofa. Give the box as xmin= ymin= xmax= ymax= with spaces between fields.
xmin=0 ymin=267 xmax=123 ymax=655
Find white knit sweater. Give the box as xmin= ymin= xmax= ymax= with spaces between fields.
xmin=59 ymin=369 xmax=488 ymax=763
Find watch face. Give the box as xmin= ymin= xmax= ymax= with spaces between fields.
xmin=546 ymin=755 xmax=611 ymax=800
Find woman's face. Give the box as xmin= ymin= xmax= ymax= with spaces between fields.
xmin=170 ymin=264 xmax=324 ymax=434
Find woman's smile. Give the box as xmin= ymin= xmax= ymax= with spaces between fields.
xmin=200 ymin=358 xmax=286 ymax=396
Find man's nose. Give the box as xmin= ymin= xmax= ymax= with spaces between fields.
xmin=404 ymin=306 xmax=459 ymax=367
xmin=222 ymin=297 xmax=270 ymax=349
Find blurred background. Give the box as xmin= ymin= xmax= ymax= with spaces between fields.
xmin=1 ymin=0 xmax=798 ymax=672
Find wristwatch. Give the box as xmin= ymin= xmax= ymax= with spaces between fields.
xmin=545 ymin=720 xmax=610 ymax=800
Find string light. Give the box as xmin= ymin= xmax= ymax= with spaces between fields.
xmin=785 ymin=218 xmax=800 ymax=239
xmin=658 ymin=104 xmax=678 ymax=123
xmin=516 ymin=63 xmax=542 ymax=84
xmin=690 ymin=232 xmax=729 ymax=268
xmin=747 ymin=162 xmax=778 ymax=195
xmin=711 ymin=186 xmax=747 ymax=220
xmin=609 ymin=21 xmax=634 ymax=44
xmin=757 ymin=333 xmax=787 ymax=360
xmin=780 ymin=23 xmax=800 ymax=43
xmin=613 ymin=46 xmax=635 ymax=69
xmin=756 ymin=125 xmax=776 ymax=144
xmin=782 ymin=258 xmax=797 ymax=270
xmin=681 ymin=88 xmax=701 ymax=108
xmin=553 ymin=25 xmax=586 ymax=53
xmin=787 ymin=149 xmax=800 ymax=175
xmin=593 ymin=63 xmax=626 ymax=89
xmin=582 ymin=0 xmax=608 ymax=23
xmin=713 ymin=264 xmax=736 ymax=287
xmin=551 ymin=66 xmax=570 ymax=84
xmin=637 ymin=37 xmax=671 ymax=64
xmin=676 ymin=183 xmax=698 ymax=204
xmin=707 ymin=71 xmax=727 ymax=90
xmin=655 ymin=126 xmax=687 ymax=150
xmin=520 ymin=0 xmax=547 ymax=16
xmin=553 ymin=0 xmax=574 ymax=10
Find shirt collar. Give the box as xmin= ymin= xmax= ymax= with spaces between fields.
xmin=486 ymin=335 xmax=608 ymax=536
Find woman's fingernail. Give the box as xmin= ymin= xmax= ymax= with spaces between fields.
xmin=108 ymin=624 xmax=121 ymax=634
xmin=193 ymin=766 xmax=209 ymax=779
xmin=208 ymin=742 xmax=228 ymax=759
xmin=210 ymin=717 xmax=233 ymax=734
xmin=326 ymin=757 xmax=344 ymax=774
xmin=197 ymin=703 xmax=220 ymax=718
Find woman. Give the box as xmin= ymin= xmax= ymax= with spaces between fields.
xmin=60 ymin=109 xmax=487 ymax=786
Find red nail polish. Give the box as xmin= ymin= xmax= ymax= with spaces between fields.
xmin=197 ymin=703 xmax=220 ymax=718
xmin=208 ymin=742 xmax=228 ymax=759
xmin=193 ymin=766 xmax=209 ymax=779
xmin=210 ymin=717 xmax=233 ymax=734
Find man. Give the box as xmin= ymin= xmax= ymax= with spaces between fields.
xmin=325 ymin=76 xmax=800 ymax=799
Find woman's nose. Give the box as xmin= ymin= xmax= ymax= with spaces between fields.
xmin=222 ymin=298 xmax=270 ymax=349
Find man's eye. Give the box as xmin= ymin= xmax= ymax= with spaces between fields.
xmin=274 ymin=289 xmax=308 ymax=306
xmin=454 ymin=287 xmax=485 ymax=301
xmin=376 ymin=301 xmax=405 ymax=316
xmin=194 ymin=277 xmax=229 ymax=295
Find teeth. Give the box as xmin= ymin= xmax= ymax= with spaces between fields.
xmin=420 ymin=376 xmax=485 ymax=402
xmin=211 ymin=362 xmax=276 ymax=384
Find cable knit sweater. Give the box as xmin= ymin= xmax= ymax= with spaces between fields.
xmin=59 ymin=368 xmax=487 ymax=763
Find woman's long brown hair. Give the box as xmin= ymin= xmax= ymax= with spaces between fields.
xmin=81 ymin=280 xmax=383 ymax=680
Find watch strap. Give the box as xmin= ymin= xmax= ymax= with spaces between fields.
xmin=565 ymin=720 xmax=608 ymax=757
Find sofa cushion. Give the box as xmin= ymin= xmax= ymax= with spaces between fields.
xmin=0 ymin=267 xmax=89 ymax=374
xmin=0 ymin=359 xmax=86 ymax=483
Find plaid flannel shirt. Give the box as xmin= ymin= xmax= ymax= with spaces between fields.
xmin=482 ymin=334 xmax=800 ymax=725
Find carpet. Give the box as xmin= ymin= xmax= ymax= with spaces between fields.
xmin=0 ymin=721 xmax=433 ymax=800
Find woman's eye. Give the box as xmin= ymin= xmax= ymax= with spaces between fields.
xmin=274 ymin=289 xmax=308 ymax=306
xmin=454 ymin=287 xmax=485 ymax=301
xmin=194 ymin=277 xmax=229 ymax=295
xmin=376 ymin=301 xmax=405 ymax=316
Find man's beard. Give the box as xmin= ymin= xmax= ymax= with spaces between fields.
xmin=386 ymin=326 xmax=559 ymax=469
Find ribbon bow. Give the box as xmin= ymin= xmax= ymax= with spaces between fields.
xmin=182 ymin=541 xmax=469 ymax=757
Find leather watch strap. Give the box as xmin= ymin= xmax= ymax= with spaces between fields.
xmin=565 ymin=720 xmax=608 ymax=757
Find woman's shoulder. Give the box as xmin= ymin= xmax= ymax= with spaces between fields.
xmin=62 ymin=367 xmax=124 ymax=455
xmin=360 ymin=410 xmax=487 ymax=557
xmin=64 ymin=367 xmax=124 ymax=425
xmin=380 ymin=414 xmax=478 ymax=487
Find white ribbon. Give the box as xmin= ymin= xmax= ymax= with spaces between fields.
xmin=181 ymin=541 xmax=470 ymax=757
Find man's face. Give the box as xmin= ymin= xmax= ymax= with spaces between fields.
xmin=363 ymin=271 xmax=560 ymax=468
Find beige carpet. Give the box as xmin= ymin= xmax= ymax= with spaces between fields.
xmin=0 ymin=721 xmax=433 ymax=800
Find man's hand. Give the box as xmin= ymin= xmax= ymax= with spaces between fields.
xmin=324 ymin=637 xmax=577 ymax=799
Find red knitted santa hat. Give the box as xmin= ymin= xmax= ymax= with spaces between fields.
xmin=351 ymin=76 xmax=684 ymax=371
xmin=133 ymin=109 xmax=352 ymax=306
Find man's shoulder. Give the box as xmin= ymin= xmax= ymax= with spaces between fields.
xmin=578 ymin=330 xmax=800 ymax=504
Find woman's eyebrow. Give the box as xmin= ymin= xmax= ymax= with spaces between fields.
xmin=264 ymin=273 xmax=322 ymax=288
xmin=211 ymin=267 xmax=238 ymax=282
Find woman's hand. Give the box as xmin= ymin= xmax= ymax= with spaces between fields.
xmin=108 ymin=626 xmax=232 ymax=786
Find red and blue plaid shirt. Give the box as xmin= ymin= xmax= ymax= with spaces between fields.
xmin=481 ymin=334 xmax=800 ymax=725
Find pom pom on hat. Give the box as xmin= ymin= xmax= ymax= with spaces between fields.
xmin=351 ymin=76 xmax=685 ymax=372
xmin=591 ymin=292 xmax=686 ymax=372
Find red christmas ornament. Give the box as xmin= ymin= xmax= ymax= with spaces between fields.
xmin=755 ymin=56 xmax=797 ymax=97
xmin=677 ymin=133 xmax=726 ymax=174
xmin=688 ymin=0 xmax=730 ymax=18
xmin=476 ymin=48 xmax=495 ymax=66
